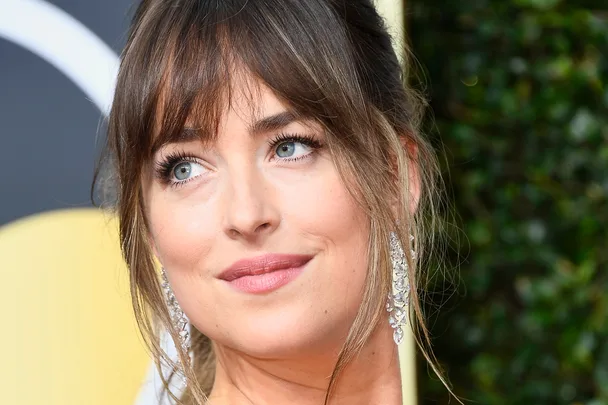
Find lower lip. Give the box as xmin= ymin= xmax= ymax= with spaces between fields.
xmin=227 ymin=266 xmax=305 ymax=294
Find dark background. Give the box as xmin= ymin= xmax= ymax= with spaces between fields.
xmin=0 ymin=0 xmax=130 ymax=225
xmin=409 ymin=2 xmax=608 ymax=404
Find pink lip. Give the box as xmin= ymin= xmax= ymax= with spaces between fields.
xmin=218 ymin=254 xmax=312 ymax=294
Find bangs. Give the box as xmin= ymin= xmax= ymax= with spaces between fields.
xmin=123 ymin=0 xmax=370 ymax=161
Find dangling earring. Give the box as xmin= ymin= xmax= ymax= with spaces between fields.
xmin=386 ymin=232 xmax=413 ymax=345
xmin=161 ymin=268 xmax=191 ymax=384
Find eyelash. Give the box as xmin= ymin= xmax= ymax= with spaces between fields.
xmin=154 ymin=150 xmax=200 ymax=187
xmin=267 ymin=132 xmax=323 ymax=162
xmin=154 ymin=133 xmax=323 ymax=188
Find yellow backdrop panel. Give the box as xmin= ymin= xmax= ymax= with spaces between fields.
xmin=0 ymin=208 xmax=149 ymax=405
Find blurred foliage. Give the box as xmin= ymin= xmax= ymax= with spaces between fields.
xmin=408 ymin=1 xmax=608 ymax=404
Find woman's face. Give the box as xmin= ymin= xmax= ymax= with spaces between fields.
xmin=143 ymin=75 xmax=370 ymax=358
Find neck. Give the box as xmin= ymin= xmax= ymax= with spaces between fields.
xmin=207 ymin=322 xmax=402 ymax=405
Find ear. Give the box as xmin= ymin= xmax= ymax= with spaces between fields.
xmin=391 ymin=135 xmax=421 ymax=220
xmin=141 ymin=173 xmax=162 ymax=263
xmin=404 ymin=137 xmax=421 ymax=215
xmin=148 ymin=234 xmax=166 ymax=273
xmin=148 ymin=231 xmax=161 ymax=262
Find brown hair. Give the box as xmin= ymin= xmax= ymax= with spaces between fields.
xmin=93 ymin=0 xmax=452 ymax=403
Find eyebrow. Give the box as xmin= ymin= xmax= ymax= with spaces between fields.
xmin=151 ymin=111 xmax=301 ymax=154
xmin=248 ymin=111 xmax=298 ymax=135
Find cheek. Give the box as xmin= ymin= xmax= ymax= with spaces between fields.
xmin=147 ymin=192 xmax=216 ymax=271
xmin=288 ymin=161 xmax=367 ymax=241
xmin=289 ymin=180 xmax=364 ymax=240
xmin=280 ymin=166 xmax=370 ymax=293
xmin=275 ymin=155 xmax=366 ymax=234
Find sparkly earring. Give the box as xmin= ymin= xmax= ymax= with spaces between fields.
xmin=161 ymin=268 xmax=191 ymax=384
xmin=386 ymin=232 xmax=413 ymax=345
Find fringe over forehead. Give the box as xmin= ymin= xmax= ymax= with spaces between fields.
xmin=110 ymin=0 xmax=415 ymax=167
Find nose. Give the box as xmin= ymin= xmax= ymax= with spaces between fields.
xmin=222 ymin=170 xmax=280 ymax=243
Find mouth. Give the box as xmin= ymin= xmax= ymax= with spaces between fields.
xmin=218 ymin=254 xmax=313 ymax=294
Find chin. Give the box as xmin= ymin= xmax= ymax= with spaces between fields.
xmin=216 ymin=305 xmax=351 ymax=359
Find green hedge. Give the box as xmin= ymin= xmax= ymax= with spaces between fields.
xmin=408 ymin=2 xmax=608 ymax=404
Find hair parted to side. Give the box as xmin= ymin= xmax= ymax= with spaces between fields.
xmin=92 ymin=0 xmax=455 ymax=403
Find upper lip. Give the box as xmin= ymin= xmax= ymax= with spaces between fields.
xmin=218 ymin=254 xmax=313 ymax=282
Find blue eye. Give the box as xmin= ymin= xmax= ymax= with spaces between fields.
xmin=274 ymin=140 xmax=313 ymax=159
xmin=173 ymin=162 xmax=191 ymax=180
xmin=155 ymin=151 xmax=210 ymax=187
xmin=276 ymin=142 xmax=295 ymax=158
xmin=170 ymin=161 xmax=206 ymax=182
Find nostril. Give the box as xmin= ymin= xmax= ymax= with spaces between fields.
xmin=255 ymin=222 xmax=271 ymax=233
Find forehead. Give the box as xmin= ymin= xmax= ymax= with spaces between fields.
xmin=185 ymin=71 xmax=287 ymax=129
xmin=150 ymin=69 xmax=319 ymax=155
xmin=151 ymin=66 xmax=274 ymax=148
xmin=123 ymin=0 xmax=370 ymax=162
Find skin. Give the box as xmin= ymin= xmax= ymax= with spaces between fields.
xmin=143 ymin=74 xmax=404 ymax=405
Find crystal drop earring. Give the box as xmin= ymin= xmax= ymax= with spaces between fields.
xmin=161 ymin=268 xmax=191 ymax=384
xmin=386 ymin=232 xmax=414 ymax=345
